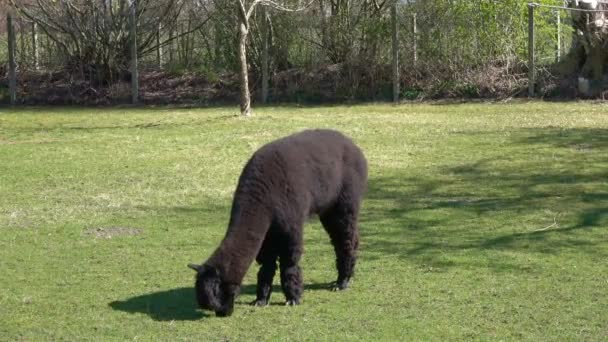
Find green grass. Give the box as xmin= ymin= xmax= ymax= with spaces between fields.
xmin=1 ymin=102 xmax=607 ymax=341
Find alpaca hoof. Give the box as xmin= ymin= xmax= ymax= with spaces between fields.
xmin=330 ymin=279 xmax=349 ymax=291
xmin=251 ymin=299 xmax=269 ymax=307
xmin=285 ymin=299 xmax=300 ymax=306
xmin=215 ymin=310 xmax=232 ymax=317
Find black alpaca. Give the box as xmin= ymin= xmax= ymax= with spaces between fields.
xmin=188 ymin=129 xmax=368 ymax=317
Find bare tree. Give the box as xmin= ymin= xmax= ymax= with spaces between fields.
xmin=315 ymin=0 xmax=389 ymax=64
xmin=8 ymin=0 xmax=209 ymax=85
xmin=236 ymin=0 xmax=314 ymax=116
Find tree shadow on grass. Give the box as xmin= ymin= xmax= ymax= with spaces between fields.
xmin=359 ymin=127 xmax=608 ymax=269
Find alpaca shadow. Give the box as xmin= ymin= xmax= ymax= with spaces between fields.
xmin=109 ymin=287 xmax=208 ymax=321
xmin=109 ymin=283 xmax=335 ymax=320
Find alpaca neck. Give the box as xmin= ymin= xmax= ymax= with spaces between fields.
xmin=208 ymin=201 xmax=271 ymax=285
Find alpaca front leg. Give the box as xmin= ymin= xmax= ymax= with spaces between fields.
xmin=252 ymin=261 xmax=276 ymax=306
xmin=278 ymin=223 xmax=304 ymax=305
xmin=280 ymin=263 xmax=303 ymax=305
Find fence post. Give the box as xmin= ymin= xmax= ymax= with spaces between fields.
xmin=391 ymin=2 xmax=399 ymax=103
xmin=528 ymin=3 xmax=536 ymax=97
xmin=261 ymin=7 xmax=269 ymax=104
xmin=169 ymin=28 xmax=175 ymax=64
xmin=556 ymin=9 xmax=561 ymax=63
xmin=157 ymin=23 xmax=163 ymax=69
xmin=130 ymin=0 xmax=139 ymax=104
xmin=7 ymin=11 xmax=17 ymax=105
xmin=19 ymin=18 xmax=25 ymax=65
xmin=413 ymin=12 xmax=418 ymax=67
xmin=32 ymin=22 xmax=39 ymax=70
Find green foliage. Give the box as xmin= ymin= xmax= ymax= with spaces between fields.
xmin=403 ymin=86 xmax=424 ymax=100
xmin=0 ymin=38 xmax=7 ymax=63
xmin=5 ymin=0 xmax=580 ymax=102
xmin=198 ymin=66 xmax=221 ymax=84
xmin=0 ymin=86 xmax=8 ymax=104
xmin=403 ymin=0 xmax=563 ymax=69
xmin=164 ymin=63 xmax=189 ymax=76
xmin=455 ymin=83 xmax=480 ymax=98
xmin=1 ymin=103 xmax=607 ymax=340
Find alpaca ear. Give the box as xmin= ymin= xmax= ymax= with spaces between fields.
xmin=187 ymin=263 xmax=202 ymax=272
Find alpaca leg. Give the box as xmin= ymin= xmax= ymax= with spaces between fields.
xmin=279 ymin=230 xmax=304 ymax=305
xmin=280 ymin=263 xmax=303 ymax=305
xmin=252 ymin=233 xmax=278 ymax=306
xmin=253 ymin=258 xmax=277 ymax=306
xmin=320 ymin=201 xmax=360 ymax=291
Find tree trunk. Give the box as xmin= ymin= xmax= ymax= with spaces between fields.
xmin=261 ymin=7 xmax=269 ymax=104
xmin=157 ymin=23 xmax=163 ymax=69
xmin=561 ymin=1 xmax=608 ymax=96
xmin=238 ymin=21 xmax=252 ymax=116
xmin=391 ymin=2 xmax=399 ymax=103
xmin=130 ymin=0 xmax=139 ymax=104
xmin=236 ymin=0 xmax=310 ymax=115
xmin=32 ymin=22 xmax=39 ymax=70
xmin=8 ymin=10 xmax=17 ymax=105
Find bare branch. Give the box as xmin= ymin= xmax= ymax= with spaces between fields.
xmin=238 ymin=0 xmax=250 ymax=29
xmin=141 ymin=13 xmax=212 ymax=55
xmin=259 ymin=0 xmax=316 ymax=14
xmin=246 ymin=0 xmax=316 ymax=21
xmin=246 ymin=0 xmax=264 ymax=20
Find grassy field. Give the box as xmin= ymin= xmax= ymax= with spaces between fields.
xmin=1 ymin=102 xmax=607 ymax=341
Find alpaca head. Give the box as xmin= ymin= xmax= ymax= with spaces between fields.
xmin=187 ymin=263 xmax=237 ymax=317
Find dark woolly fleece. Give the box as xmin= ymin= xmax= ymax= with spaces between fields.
xmin=188 ymin=129 xmax=368 ymax=317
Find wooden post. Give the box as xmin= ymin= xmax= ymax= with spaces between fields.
xmin=7 ymin=11 xmax=17 ymax=105
xmin=391 ymin=2 xmax=399 ymax=103
xmin=44 ymin=34 xmax=51 ymax=68
xmin=105 ymin=0 xmax=113 ymax=14
xmin=130 ymin=0 xmax=139 ymax=104
xmin=19 ymin=19 xmax=25 ymax=64
xmin=178 ymin=23 xmax=183 ymax=65
xmin=556 ymin=9 xmax=561 ymax=63
xmin=169 ymin=27 xmax=174 ymax=64
xmin=32 ymin=22 xmax=39 ymax=71
xmin=261 ymin=7 xmax=269 ymax=104
xmin=528 ymin=3 xmax=535 ymax=97
xmin=413 ymin=12 xmax=418 ymax=67
xmin=156 ymin=23 xmax=163 ymax=69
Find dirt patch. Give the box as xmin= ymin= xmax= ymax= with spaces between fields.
xmin=84 ymin=226 xmax=143 ymax=239
xmin=572 ymin=143 xmax=593 ymax=153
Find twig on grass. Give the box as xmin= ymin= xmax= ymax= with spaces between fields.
xmin=534 ymin=217 xmax=558 ymax=232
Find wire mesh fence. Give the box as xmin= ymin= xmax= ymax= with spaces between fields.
xmin=1 ymin=1 xmax=607 ymax=105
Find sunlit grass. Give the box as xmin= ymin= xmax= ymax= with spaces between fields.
xmin=1 ymin=101 xmax=607 ymax=340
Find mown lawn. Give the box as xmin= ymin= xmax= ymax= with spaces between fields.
xmin=0 ymin=102 xmax=607 ymax=341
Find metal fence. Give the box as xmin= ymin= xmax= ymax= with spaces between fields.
xmin=1 ymin=1 xmax=605 ymax=105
